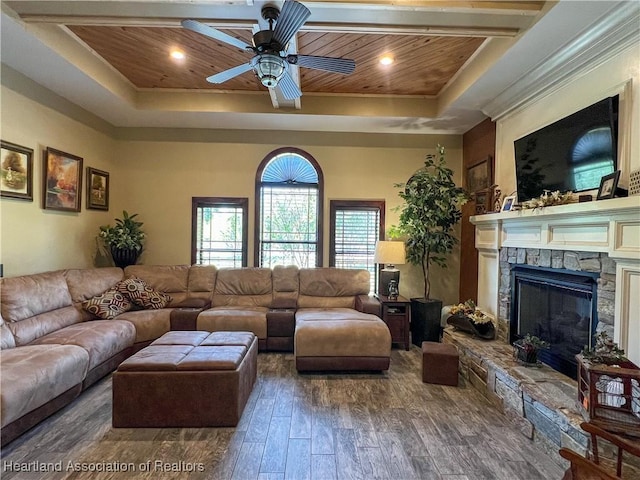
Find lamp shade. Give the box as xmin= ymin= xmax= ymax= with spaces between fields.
xmin=374 ymin=241 xmax=406 ymax=265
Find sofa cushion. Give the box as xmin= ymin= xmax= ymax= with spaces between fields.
xmin=212 ymin=268 xmax=272 ymax=307
xmin=29 ymin=320 xmax=136 ymax=370
xmin=82 ymin=288 xmax=132 ymax=320
xmin=124 ymin=265 xmax=190 ymax=306
xmin=197 ymin=307 xmax=268 ymax=339
xmin=116 ymin=309 xmax=173 ymax=343
xmin=0 ymin=313 xmax=16 ymax=350
xmin=298 ymin=268 xmax=370 ymax=308
xmin=116 ymin=277 xmax=172 ymax=309
xmin=64 ymin=267 xmax=124 ymax=303
xmin=0 ymin=271 xmax=85 ymax=345
xmin=0 ymin=345 xmax=89 ymax=427
xmin=295 ymin=308 xmax=391 ymax=357
xmin=272 ymin=265 xmax=299 ymax=308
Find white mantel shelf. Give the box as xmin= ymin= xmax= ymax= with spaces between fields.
xmin=470 ymin=196 xmax=640 ymax=365
xmin=470 ymin=197 xmax=640 ymax=260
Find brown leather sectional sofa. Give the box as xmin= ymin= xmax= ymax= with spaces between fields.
xmin=0 ymin=264 xmax=390 ymax=446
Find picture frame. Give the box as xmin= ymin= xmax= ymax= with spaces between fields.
xmin=43 ymin=147 xmax=83 ymax=212
xmin=466 ymin=156 xmax=492 ymax=194
xmin=1 ymin=140 xmax=33 ymax=201
xmin=474 ymin=189 xmax=491 ymax=215
xmin=86 ymin=167 xmax=109 ymax=210
xmin=501 ymin=195 xmax=516 ymax=212
xmin=596 ymin=170 xmax=620 ymax=200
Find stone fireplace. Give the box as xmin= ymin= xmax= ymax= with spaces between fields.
xmin=472 ymin=197 xmax=640 ymax=367
xmin=440 ymin=198 xmax=639 ymax=458
xmin=505 ymin=254 xmax=605 ymax=378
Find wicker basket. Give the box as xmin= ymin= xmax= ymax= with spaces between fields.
xmin=577 ymin=354 xmax=640 ymax=437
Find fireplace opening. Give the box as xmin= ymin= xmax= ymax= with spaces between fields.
xmin=510 ymin=265 xmax=599 ymax=379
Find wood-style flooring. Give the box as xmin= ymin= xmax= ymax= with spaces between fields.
xmin=1 ymin=348 xmax=565 ymax=480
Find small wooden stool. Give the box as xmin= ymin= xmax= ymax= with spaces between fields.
xmin=422 ymin=341 xmax=459 ymax=386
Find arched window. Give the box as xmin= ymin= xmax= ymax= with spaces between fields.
xmin=255 ymin=148 xmax=323 ymax=267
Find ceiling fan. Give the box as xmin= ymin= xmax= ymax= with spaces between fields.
xmin=181 ymin=0 xmax=356 ymax=100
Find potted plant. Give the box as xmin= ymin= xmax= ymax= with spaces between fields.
xmin=513 ymin=334 xmax=550 ymax=366
xmin=393 ymin=145 xmax=469 ymax=345
xmin=446 ymin=299 xmax=495 ymax=340
xmin=99 ymin=210 xmax=145 ymax=268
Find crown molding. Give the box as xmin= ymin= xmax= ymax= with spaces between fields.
xmin=483 ymin=1 xmax=640 ymax=121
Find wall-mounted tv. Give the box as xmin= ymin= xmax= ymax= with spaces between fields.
xmin=514 ymin=95 xmax=618 ymax=202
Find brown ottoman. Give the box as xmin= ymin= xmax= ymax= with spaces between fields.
xmin=422 ymin=341 xmax=459 ymax=386
xmin=112 ymin=331 xmax=257 ymax=427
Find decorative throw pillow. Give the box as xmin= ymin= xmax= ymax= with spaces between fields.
xmin=116 ymin=277 xmax=172 ymax=309
xmin=82 ymin=288 xmax=132 ymax=319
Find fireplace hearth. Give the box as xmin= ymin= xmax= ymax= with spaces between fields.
xmin=510 ymin=265 xmax=598 ymax=378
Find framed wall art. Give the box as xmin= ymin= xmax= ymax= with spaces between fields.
xmin=1 ymin=140 xmax=33 ymax=201
xmin=466 ymin=156 xmax=492 ymax=194
xmin=43 ymin=147 xmax=83 ymax=212
xmin=86 ymin=167 xmax=109 ymax=210
xmin=596 ymin=170 xmax=620 ymax=200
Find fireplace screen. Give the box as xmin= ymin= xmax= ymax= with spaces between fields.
xmin=511 ymin=266 xmax=598 ymax=378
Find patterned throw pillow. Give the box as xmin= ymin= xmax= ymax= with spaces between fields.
xmin=116 ymin=277 xmax=172 ymax=309
xmin=82 ymin=288 xmax=132 ymax=319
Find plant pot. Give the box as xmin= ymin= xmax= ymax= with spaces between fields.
xmin=410 ymin=298 xmax=443 ymax=346
xmin=110 ymin=247 xmax=140 ymax=269
xmin=513 ymin=343 xmax=540 ymax=366
xmin=446 ymin=313 xmax=495 ymax=340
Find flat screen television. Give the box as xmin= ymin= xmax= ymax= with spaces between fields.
xmin=514 ymin=95 xmax=618 ymax=202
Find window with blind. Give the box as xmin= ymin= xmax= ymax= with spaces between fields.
xmin=329 ymin=200 xmax=385 ymax=293
xmin=255 ymin=148 xmax=324 ymax=268
xmin=191 ymin=197 xmax=248 ymax=267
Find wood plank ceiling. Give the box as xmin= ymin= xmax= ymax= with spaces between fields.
xmin=68 ymin=25 xmax=486 ymax=96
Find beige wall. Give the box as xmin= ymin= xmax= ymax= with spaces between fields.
xmin=495 ymin=43 xmax=640 ymax=195
xmin=0 ymin=86 xmax=118 ymax=276
xmin=113 ymin=139 xmax=464 ymax=305
xmin=0 ymin=84 xmax=465 ymax=305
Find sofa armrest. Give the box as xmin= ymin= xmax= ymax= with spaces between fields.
xmin=356 ymin=295 xmax=381 ymax=317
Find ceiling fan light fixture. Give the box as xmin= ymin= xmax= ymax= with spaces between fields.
xmin=252 ymin=54 xmax=286 ymax=88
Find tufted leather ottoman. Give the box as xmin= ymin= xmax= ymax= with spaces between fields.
xmin=112 ymin=331 xmax=257 ymax=427
xmin=422 ymin=341 xmax=459 ymax=386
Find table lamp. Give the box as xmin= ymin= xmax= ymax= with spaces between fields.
xmin=374 ymin=240 xmax=406 ymax=297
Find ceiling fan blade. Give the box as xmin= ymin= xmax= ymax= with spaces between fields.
xmin=181 ymin=19 xmax=251 ymax=52
xmin=272 ymin=1 xmax=311 ymax=49
xmin=276 ymin=71 xmax=302 ymax=100
xmin=206 ymin=63 xmax=253 ymax=84
xmin=288 ymin=55 xmax=356 ymax=75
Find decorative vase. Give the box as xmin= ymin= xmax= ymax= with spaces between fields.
xmin=110 ymin=247 xmax=140 ymax=269
xmin=446 ymin=313 xmax=495 ymax=340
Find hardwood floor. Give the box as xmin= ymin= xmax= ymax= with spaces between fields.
xmin=1 ymin=348 xmax=565 ymax=480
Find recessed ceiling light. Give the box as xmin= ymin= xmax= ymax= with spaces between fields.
xmin=379 ymin=55 xmax=394 ymax=66
xmin=170 ymin=50 xmax=186 ymax=60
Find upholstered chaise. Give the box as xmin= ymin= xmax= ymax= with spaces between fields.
xmin=294 ymin=268 xmax=391 ymax=371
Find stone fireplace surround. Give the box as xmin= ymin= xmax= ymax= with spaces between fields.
xmin=445 ymin=197 xmax=640 ymax=463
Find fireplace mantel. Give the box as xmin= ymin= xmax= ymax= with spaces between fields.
xmin=470 ymin=196 xmax=640 ymax=365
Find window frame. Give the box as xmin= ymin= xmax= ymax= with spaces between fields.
xmin=329 ymin=200 xmax=385 ymax=290
xmin=254 ymin=147 xmax=324 ymax=267
xmin=191 ymin=196 xmax=249 ymax=267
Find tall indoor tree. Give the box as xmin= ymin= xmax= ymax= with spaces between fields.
xmin=394 ymin=145 xmax=469 ymax=343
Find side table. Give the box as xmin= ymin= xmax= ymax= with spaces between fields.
xmin=378 ymin=294 xmax=411 ymax=350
